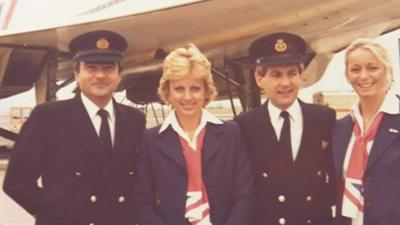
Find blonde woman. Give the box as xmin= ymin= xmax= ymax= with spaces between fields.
xmin=333 ymin=38 xmax=400 ymax=225
xmin=134 ymin=44 xmax=253 ymax=225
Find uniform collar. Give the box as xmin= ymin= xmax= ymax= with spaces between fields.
xmin=268 ymin=99 xmax=302 ymax=122
xmin=80 ymin=92 xmax=115 ymax=120
xmin=351 ymin=90 xmax=400 ymax=122
xmin=379 ymin=91 xmax=400 ymax=115
xmin=159 ymin=108 xmax=223 ymax=134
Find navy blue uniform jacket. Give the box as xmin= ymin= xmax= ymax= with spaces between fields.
xmin=3 ymin=96 xmax=145 ymax=225
xmin=235 ymin=100 xmax=337 ymax=225
xmin=333 ymin=110 xmax=400 ymax=225
xmin=133 ymin=121 xmax=254 ymax=225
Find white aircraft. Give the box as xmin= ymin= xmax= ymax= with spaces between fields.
xmin=1 ymin=0 xmax=400 ymax=104
xmin=0 ymin=0 xmax=400 ymax=139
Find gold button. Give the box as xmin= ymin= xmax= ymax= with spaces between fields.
xmin=279 ymin=218 xmax=286 ymax=225
xmin=129 ymin=171 xmax=134 ymax=175
xmin=278 ymin=195 xmax=286 ymax=202
xmin=262 ymin=172 xmax=268 ymax=178
xmin=90 ymin=195 xmax=97 ymax=203
xmin=75 ymin=172 xmax=82 ymax=176
xmin=118 ymin=196 xmax=125 ymax=203
xmin=306 ymin=196 xmax=312 ymax=202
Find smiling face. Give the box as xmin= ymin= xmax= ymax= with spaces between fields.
xmin=255 ymin=64 xmax=303 ymax=110
xmin=346 ymin=48 xmax=390 ymax=101
xmin=75 ymin=61 xmax=121 ymax=107
xmin=167 ymin=75 xmax=206 ymax=122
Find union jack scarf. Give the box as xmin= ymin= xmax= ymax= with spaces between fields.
xmin=342 ymin=112 xmax=383 ymax=218
xmin=179 ymin=128 xmax=212 ymax=225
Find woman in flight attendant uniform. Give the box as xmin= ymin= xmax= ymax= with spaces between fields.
xmin=333 ymin=38 xmax=400 ymax=225
xmin=133 ymin=44 xmax=253 ymax=225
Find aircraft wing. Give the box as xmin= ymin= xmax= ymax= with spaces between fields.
xmin=1 ymin=0 xmax=400 ymax=106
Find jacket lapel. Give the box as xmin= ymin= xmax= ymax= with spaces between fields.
xmin=157 ymin=127 xmax=186 ymax=169
xmin=104 ymin=101 xmax=138 ymax=170
xmin=66 ymin=96 xmax=104 ymax=168
xmin=252 ymin=102 xmax=293 ymax=176
xmin=202 ymin=123 xmax=223 ymax=165
xmin=366 ymin=113 xmax=400 ymax=171
xmin=333 ymin=115 xmax=353 ymax=176
xmin=294 ymin=102 xmax=314 ymax=165
xmin=112 ymin=103 xmax=130 ymax=154
xmin=253 ymin=103 xmax=281 ymax=158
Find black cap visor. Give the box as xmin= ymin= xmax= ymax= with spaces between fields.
xmin=74 ymin=49 xmax=123 ymax=62
xmin=257 ymin=53 xmax=303 ymax=67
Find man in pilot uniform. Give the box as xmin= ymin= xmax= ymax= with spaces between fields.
xmin=3 ymin=30 xmax=146 ymax=225
xmin=235 ymin=32 xmax=336 ymax=225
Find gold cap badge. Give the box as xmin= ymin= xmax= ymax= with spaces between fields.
xmin=96 ymin=38 xmax=109 ymax=49
xmin=275 ymin=39 xmax=287 ymax=52
xmin=321 ymin=140 xmax=329 ymax=149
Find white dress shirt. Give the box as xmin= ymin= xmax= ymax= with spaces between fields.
xmin=268 ymin=100 xmax=303 ymax=160
xmin=81 ymin=93 xmax=116 ymax=146
xmin=159 ymin=109 xmax=223 ymax=150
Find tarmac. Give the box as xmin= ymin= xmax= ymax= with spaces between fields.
xmin=0 ymin=164 xmax=34 ymax=225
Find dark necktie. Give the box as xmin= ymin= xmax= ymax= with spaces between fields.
xmin=279 ymin=111 xmax=292 ymax=160
xmin=98 ymin=109 xmax=112 ymax=164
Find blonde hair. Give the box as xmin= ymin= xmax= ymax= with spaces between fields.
xmin=158 ymin=43 xmax=217 ymax=105
xmin=345 ymin=38 xmax=393 ymax=81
